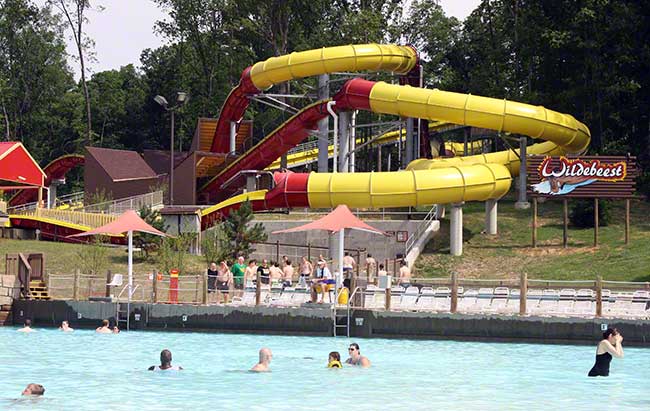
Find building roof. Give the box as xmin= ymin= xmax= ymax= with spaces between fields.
xmin=86 ymin=146 xmax=158 ymax=182
xmin=142 ymin=149 xmax=188 ymax=176
xmin=0 ymin=142 xmax=45 ymax=187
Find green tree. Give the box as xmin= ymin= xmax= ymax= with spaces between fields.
xmin=221 ymin=200 xmax=267 ymax=259
xmin=200 ymin=224 xmax=230 ymax=265
xmin=135 ymin=205 xmax=167 ymax=260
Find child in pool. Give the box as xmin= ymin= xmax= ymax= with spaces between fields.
xmin=327 ymin=351 xmax=342 ymax=368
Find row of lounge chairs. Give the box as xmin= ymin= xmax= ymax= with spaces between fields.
xmin=363 ymin=285 xmax=650 ymax=319
xmin=230 ymin=286 xmax=313 ymax=307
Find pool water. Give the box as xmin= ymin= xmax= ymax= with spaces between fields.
xmin=1 ymin=327 xmax=649 ymax=411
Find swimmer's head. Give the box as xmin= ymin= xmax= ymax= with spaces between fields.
xmin=259 ymin=348 xmax=272 ymax=363
xmin=603 ymin=328 xmax=619 ymax=341
xmin=102 ymin=319 xmax=109 ymax=327
xmin=24 ymin=319 xmax=31 ymax=327
xmin=62 ymin=321 xmax=68 ymax=327
xmin=328 ymin=351 xmax=340 ymax=362
xmin=160 ymin=349 xmax=172 ymax=365
xmin=22 ymin=383 xmax=44 ymax=396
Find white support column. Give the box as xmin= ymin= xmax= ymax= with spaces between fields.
xmin=317 ymin=74 xmax=330 ymax=172
xmin=229 ymin=121 xmax=237 ymax=154
xmin=47 ymin=184 xmax=55 ymax=209
xmin=515 ymin=136 xmax=530 ymax=209
xmin=338 ymin=229 xmax=344 ymax=288
xmin=350 ymin=111 xmax=356 ymax=172
xmin=485 ymin=199 xmax=498 ymax=235
xmin=450 ymin=203 xmax=464 ymax=256
xmin=338 ymin=111 xmax=350 ymax=172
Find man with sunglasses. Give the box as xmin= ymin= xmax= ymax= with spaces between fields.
xmin=345 ymin=342 xmax=371 ymax=368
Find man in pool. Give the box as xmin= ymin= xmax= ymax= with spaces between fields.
xmin=22 ymin=383 xmax=45 ymax=396
xmin=251 ymin=348 xmax=272 ymax=372
xmin=17 ymin=319 xmax=35 ymax=332
xmin=59 ymin=320 xmax=74 ymax=332
xmin=96 ymin=319 xmax=112 ymax=333
xmin=148 ymin=349 xmax=183 ymax=371
xmin=345 ymin=343 xmax=371 ymax=368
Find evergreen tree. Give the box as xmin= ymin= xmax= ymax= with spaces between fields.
xmin=221 ymin=200 xmax=267 ymax=259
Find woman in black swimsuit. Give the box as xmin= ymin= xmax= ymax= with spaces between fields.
xmin=588 ymin=328 xmax=624 ymax=377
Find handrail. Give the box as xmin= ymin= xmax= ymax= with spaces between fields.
xmin=82 ymin=191 xmax=164 ymax=214
xmin=404 ymin=204 xmax=438 ymax=257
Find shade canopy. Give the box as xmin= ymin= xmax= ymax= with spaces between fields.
xmin=68 ymin=209 xmax=166 ymax=238
xmin=272 ymin=205 xmax=386 ymax=236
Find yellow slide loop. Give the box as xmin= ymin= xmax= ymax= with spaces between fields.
xmin=366 ymin=82 xmax=591 ymax=176
xmin=306 ymin=164 xmax=511 ymax=209
xmin=250 ymin=44 xmax=418 ymax=90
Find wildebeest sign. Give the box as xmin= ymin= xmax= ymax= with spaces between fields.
xmin=527 ymin=156 xmax=636 ymax=199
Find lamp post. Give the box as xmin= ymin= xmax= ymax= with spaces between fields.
xmin=154 ymin=92 xmax=188 ymax=205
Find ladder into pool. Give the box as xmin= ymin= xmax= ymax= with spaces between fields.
xmin=332 ymin=287 xmax=361 ymax=337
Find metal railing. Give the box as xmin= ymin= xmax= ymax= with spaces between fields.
xmin=17 ymin=208 xmax=117 ymax=228
xmin=404 ymin=205 xmax=439 ymax=257
xmin=82 ymin=191 xmax=164 ymax=214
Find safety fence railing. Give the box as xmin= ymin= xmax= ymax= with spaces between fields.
xmin=15 ymin=208 xmax=117 ymax=228
xmin=279 ymin=207 xmax=431 ymax=221
xmin=404 ymin=204 xmax=438 ymax=257
xmin=82 ymin=191 xmax=164 ymax=215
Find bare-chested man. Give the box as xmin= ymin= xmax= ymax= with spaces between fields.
xmin=250 ymin=348 xmax=273 ymax=372
xmin=96 ymin=319 xmax=112 ymax=333
xmin=398 ymin=261 xmax=411 ymax=287
xmin=282 ymin=260 xmax=294 ymax=287
xmin=17 ymin=319 xmax=35 ymax=333
xmin=342 ymin=252 xmax=356 ymax=278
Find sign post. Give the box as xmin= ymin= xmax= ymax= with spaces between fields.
xmin=526 ymin=155 xmax=637 ymax=248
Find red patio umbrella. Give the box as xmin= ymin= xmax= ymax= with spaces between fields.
xmin=272 ymin=205 xmax=386 ymax=286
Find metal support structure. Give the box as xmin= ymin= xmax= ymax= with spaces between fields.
xmin=450 ymin=203 xmax=464 ymax=256
xmin=245 ymin=175 xmax=256 ymax=193
xmin=350 ymin=111 xmax=357 ymax=172
xmin=405 ymin=117 xmax=414 ymax=165
xmin=327 ymin=102 xmax=338 ymax=173
xmin=317 ymin=74 xmax=330 ymax=172
xmin=485 ymin=199 xmax=497 ymax=235
xmin=229 ymin=121 xmax=236 ymax=154
xmin=127 ymin=230 xmax=133 ymax=331
xmin=515 ymin=136 xmax=530 ymax=209
xmin=338 ymin=111 xmax=350 ymax=172
xmin=169 ymin=110 xmax=175 ymax=205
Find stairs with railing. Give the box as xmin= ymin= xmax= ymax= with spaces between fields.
xmin=404 ymin=205 xmax=440 ymax=268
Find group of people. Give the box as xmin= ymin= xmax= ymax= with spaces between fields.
xmin=146 ymin=342 xmax=371 ymax=374
xmin=17 ymin=319 xmax=120 ymax=334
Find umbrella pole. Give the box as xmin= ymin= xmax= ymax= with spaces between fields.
xmin=338 ymin=229 xmax=344 ymax=301
xmin=127 ymin=230 xmax=132 ymax=331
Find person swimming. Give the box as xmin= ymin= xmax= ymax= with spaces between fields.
xmin=148 ymin=349 xmax=183 ymax=371
xmin=59 ymin=321 xmax=74 ymax=332
xmin=17 ymin=319 xmax=35 ymax=333
xmin=327 ymin=351 xmax=342 ymax=368
xmin=250 ymin=348 xmax=272 ymax=372
xmin=588 ymin=328 xmax=623 ymax=377
xmin=345 ymin=342 xmax=371 ymax=368
xmin=21 ymin=383 xmax=45 ymax=396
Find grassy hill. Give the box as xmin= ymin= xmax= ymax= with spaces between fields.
xmin=414 ymin=195 xmax=650 ymax=282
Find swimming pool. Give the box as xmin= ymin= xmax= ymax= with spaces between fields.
xmin=1 ymin=327 xmax=649 ymax=411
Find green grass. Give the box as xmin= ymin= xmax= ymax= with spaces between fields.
xmin=0 ymin=239 xmax=207 ymax=276
xmin=414 ymin=195 xmax=650 ymax=282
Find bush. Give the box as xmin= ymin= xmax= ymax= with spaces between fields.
xmin=569 ymin=199 xmax=611 ymax=228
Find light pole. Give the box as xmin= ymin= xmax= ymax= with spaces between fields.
xmin=154 ymin=92 xmax=189 ymax=205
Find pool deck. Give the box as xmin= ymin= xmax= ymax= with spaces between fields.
xmin=11 ymin=300 xmax=650 ymax=345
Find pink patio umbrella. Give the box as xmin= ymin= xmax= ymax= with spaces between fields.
xmin=69 ymin=210 xmax=167 ymax=324
xmin=272 ymin=205 xmax=386 ymax=288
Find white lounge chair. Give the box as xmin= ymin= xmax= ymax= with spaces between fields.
xmin=390 ymin=286 xmax=406 ymax=309
xmin=398 ymin=287 xmax=420 ymax=311
xmin=270 ymin=287 xmax=295 ymax=306
xmin=231 ymin=288 xmax=257 ymax=306
xmin=292 ymin=287 xmax=312 ymax=305
xmin=553 ymin=289 xmax=577 ymax=315
xmin=457 ymin=289 xmax=478 ymax=313
xmin=533 ymin=289 xmax=560 ymax=315
xmin=415 ymin=287 xmax=436 ymax=311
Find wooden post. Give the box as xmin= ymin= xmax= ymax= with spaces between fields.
xmin=307 ymin=242 xmax=311 ymax=262
xmin=73 ymin=269 xmax=79 ymax=300
xmin=152 ymin=271 xmax=158 ymax=303
xmin=595 ymin=275 xmax=603 ymax=318
xmin=105 ymin=270 xmax=111 ymax=298
xmin=594 ymin=199 xmax=599 ymax=247
xmin=450 ymin=272 xmax=458 ymax=313
xmin=532 ymin=198 xmax=538 ymax=247
xmin=625 ymin=199 xmax=630 ymax=245
xmin=356 ymin=249 xmax=361 ymax=279
xmin=519 ymin=273 xmax=528 ymax=316
xmin=255 ymin=271 xmax=262 ymax=306
xmin=275 ymin=240 xmax=280 ymax=263
xmin=194 ymin=275 xmax=199 ymax=303
xmin=562 ymin=199 xmax=568 ymax=248
xmin=202 ymin=271 xmax=208 ymax=305
xmin=385 ymin=286 xmax=391 ymax=311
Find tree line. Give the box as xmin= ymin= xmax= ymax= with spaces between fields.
xmin=1 ymin=0 xmax=649 ymax=196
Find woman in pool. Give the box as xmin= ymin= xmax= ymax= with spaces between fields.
xmin=588 ymin=328 xmax=623 ymax=377
xmin=327 ymin=351 xmax=342 ymax=368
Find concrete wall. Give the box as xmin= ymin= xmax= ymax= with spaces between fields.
xmin=12 ymin=300 xmax=650 ymax=345
xmin=251 ymin=219 xmax=439 ymax=265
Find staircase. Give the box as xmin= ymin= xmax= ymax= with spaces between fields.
xmin=27 ymin=280 xmax=51 ymax=300
xmin=404 ymin=205 xmax=440 ymax=268
xmin=0 ymin=304 xmax=12 ymax=326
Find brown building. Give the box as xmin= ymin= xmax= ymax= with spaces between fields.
xmin=84 ymin=146 xmax=161 ymax=203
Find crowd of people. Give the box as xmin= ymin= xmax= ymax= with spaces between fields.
xmin=203 ymin=253 xmax=413 ymax=305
